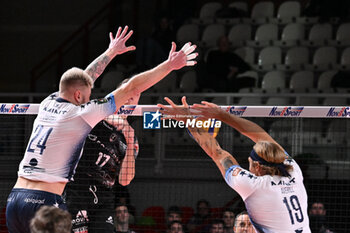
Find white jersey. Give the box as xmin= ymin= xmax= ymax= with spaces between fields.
xmin=225 ymin=157 xmax=310 ymax=233
xmin=18 ymin=92 xmax=116 ymax=183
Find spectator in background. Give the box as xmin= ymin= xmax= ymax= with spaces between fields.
xmin=115 ymin=185 xmax=137 ymax=224
xmin=114 ymin=203 xmax=136 ymax=233
xmin=221 ymin=209 xmax=234 ymax=233
xmin=30 ymin=205 xmax=71 ymax=233
xmin=136 ymin=15 xmax=175 ymax=71
xmin=233 ymin=211 xmax=254 ymax=233
xmin=168 ymin=220 xmax=185 ymax=233
xmin=187 ymin=199 xmax=211 ymax=233
xmin=309 ymin=202 xmax=334 ymax=233
xmin=331 ymin=70 xmax=350 ymax=89
xmin=152 ymin=15 xmax=176 ymax=57
xmin=166 ymin=206 xmax=183 ymax=226
xmin=303 ymin=0 xmax=350 ymax=22
xmin=205 ymin=36 xmax=253 ymax=92
xmin=209 ymin=219 xmax=224 ymax=233
xmin=215 ymin=0 xmax=248 ymax=18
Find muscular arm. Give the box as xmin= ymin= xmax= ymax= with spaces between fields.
xmin=105 ymin=115 xmax=135 ymax=186
xmin=85 ymin=50 xmax=113 ymax=82
xmin=112 ymin=42 xmax=197 ymax=113
xmin=219 ymin=111 xmax=276 ymax=143
xmin=85 ymin=26 xmax=136 ymax=82
xmin=159 ymin=97 xmax=238 ymax=178
xmin=188 ymin=126 xmax=239 ymax=178
xmin=193 ymin=102 xmax=282 ymax=149
xmin=118 ymin=123 xmax=136 ymax=186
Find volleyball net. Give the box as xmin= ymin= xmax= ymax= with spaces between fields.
xmin=0 ymin=104 xmax=349 ymax=232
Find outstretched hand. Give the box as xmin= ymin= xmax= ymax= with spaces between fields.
xmin=108 ymin=26 xmax=136 ymax=56
xmin=167 ymin=42 xmax=198 ymax=71
xmin=157 ymin=96 xmax=193 ymax=121
xmin=192 ymin=101 xmax=225 ymax=120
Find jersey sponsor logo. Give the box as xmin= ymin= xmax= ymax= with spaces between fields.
xmin=326 ymin=107 xmax=350 ymax=117
xmin=22 ymin=165 xmax=45 ymax=173
xmin=0 ymin=104 xmax=30 ymax=113
xmin=72 ymin=216 xmax=89 ymax=224
xmin=117 ymin=105 xmax=136 ymax=115
xmin=271 ymin=177 xmax=296 ymax=186
xmin=269 ymin=107 xmax=304 ymax=117
xmin=105 ymin=216 xmax=114 ymax=225
xmin=72 ymin=211 xmax=89 ymax=233
xmin=24 ymin=198 xmax=45 ymax=204
xmin=42 ymin=106 xmax=68 ymax=115
xmin=281 ymin=186 xmax=294 ymax=194
xmin=72 ymin=227 xmax=88 ymax=233
xmin=226 ymin=106 xmax=247 ymax=116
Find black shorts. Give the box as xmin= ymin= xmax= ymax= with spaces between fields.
xmin=6 ymin=188 xmax=66 ymax=233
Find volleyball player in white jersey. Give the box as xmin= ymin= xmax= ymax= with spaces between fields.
xmin=6 ymin=25 xmax=198 ymax=233
xmin=159 ymin=97 xmax=311 ymax=233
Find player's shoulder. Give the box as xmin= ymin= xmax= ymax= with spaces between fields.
xmin=226 ymin=165 xmax=261 ymax=182
xmin=41 ymin=92 xmax=58 ymax=103
xmin=78 ymin=95 xmax=115 ymax=112
xmin=92 ymin=120 xmax=117 ymax=133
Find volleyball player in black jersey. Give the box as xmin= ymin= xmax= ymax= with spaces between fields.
xmin=66 ymin=94 xmax=140 ymax=233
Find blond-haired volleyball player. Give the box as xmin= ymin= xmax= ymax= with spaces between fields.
xmin=6 ymin=25 xmax=198 ymax=233
xmin=159 ymin=97 xmax=310 ymax=233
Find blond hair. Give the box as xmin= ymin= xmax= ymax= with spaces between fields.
xmin=252 ymin=141 xmax=293 ymax=176
xmin=59 ymin=67 xmax=93 ymax=93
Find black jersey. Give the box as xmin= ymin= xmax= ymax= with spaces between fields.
xmin=74 ymin=120 xmax=127 ymax=188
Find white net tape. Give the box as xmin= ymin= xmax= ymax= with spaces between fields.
xmin=0 ymin=103 xmax=349 ymax=118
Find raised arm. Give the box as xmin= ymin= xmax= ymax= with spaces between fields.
xmin=85 ymin=26 xmax=135 ymax=81
xmin=118 ymin=123 xmax=137 ymax=186
xmin=188 ymin=127 xmax=238 ymax=178
xmin=104 ymin=115 xmax=137 ymax=186
xmin=159 ymin=97 xmax=238 ymax=178
xmin=112 ymin=42 xmax=198 ymax=112
xmin=192 ymin=102 xmax=281 ymax=147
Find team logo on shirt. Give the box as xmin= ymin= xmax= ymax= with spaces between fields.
xmin=94 ymin=98 xmax=109 ymax=104
xmin=105 ymin=216 xmax=114 ymax=225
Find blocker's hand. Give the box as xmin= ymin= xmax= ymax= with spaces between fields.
xmin=158 ymin=96 xmax=193 ymax=121
xmin=167 ymin=42 xmax=198 ymax=71
xmin=108 ymin=26 xmax=136 ymax=56
xmin=192 ymin=101 xmax=225 ymax=120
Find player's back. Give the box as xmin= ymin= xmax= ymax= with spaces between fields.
xmin=18 ymin=93 xmax=116 ymax=183
xmin=245 ymin=160 xmax=310 ymax=232
xmin=225 ymin=159 xmax=310 ymax=233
